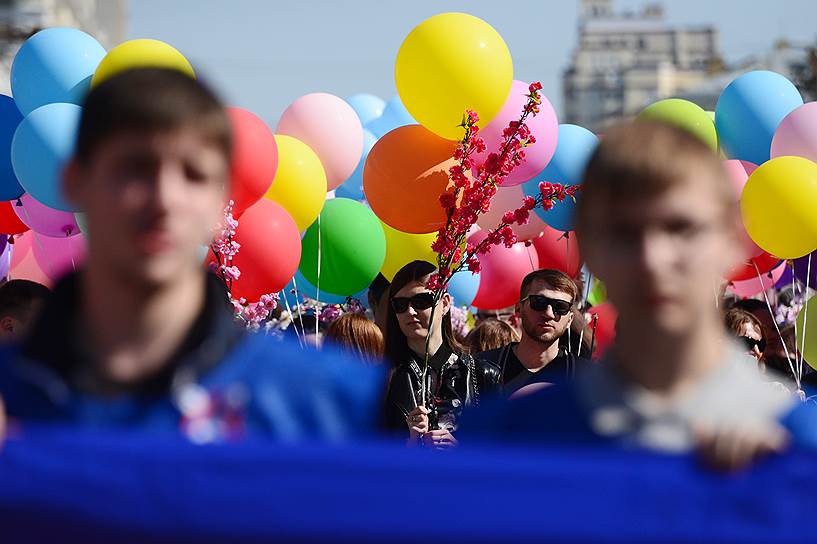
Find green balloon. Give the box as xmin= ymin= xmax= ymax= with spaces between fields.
xmin=300 ymin=198 xmax=386 ymax=296
xmin=638 ymin=98 xmax=719 ymax=151
xmin=797 ymin=296 xmax=817 ymax=372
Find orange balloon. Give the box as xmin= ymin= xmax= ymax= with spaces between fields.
xmin=363 ymin=125 xmax=460 ymax=234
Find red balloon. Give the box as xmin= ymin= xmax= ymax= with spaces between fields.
xmin=222 ymin=199 xmax=301 ymax=301
xmin=0 ymin=201 xmax=29 ymax=235
xmin=587 ymin=303 xmax=617 ymax=358
xmin=227 ymin=107 xmax=279 ymax=217
xmin=471 ymin=230 xmax=540 ymax=310
xmin=532 ymin=226 xmax=581 ymax=278
xmin=727 ymin=252 xmax=781 ymax=282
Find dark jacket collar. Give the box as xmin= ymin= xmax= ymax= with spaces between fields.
xmin=19 ymin=272 xmax=245 ymax=396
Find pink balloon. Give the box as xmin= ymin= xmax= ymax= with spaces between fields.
xmin=771 ymin=102 xmax=817 ymax=162
xmin=9 ymin=232 xmax=51 ymax=286
xmin=476 ymin=184 xmax=546 ymax=242
xmin=31 ymin=232 xmax=86 ymax=282
xmin=724 ymin=159 xmax=763 ymax=259
xmin=12 ymin=194 xmax=79 ymax=237
xmin=727 ymin=262 xmax=785 ymax=298
xmin=276 ymin=92 xmax=364 ymax=191
xmin=472 ymin=80 xmax=558 ymax=187
xmin=470 ymin=230 xmax=539 ymax=310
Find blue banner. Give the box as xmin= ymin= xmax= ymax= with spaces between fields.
xmin=0 ymin=428 xmax=815 ymax=543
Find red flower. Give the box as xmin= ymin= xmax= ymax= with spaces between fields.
xmin=467 ymin=259 xmax=481 ymax=273
xmin=439 ymin=192 xmax=457 ymax=209
xmin=529 ymin=81 xmax=543 ymax=93
xmin=501 ymin=211 xmax=515 ymax=224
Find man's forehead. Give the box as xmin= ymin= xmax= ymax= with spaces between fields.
xmin=527 ymin=280 xmax=572 ymax=300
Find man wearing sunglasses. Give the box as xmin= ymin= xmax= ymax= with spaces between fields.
xmin=478 ymin=269 xmax=589 ymax=397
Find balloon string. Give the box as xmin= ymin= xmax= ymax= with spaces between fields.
xmin=800 ymin=254 xmax=812 ymax=386
xmin=753 ymin=261 xmax=798 ymax=387
xmin=290 ymin=275 xmax=308 ymax=341
xmin=279 ymin=282 xmax=303 ymax=348
xmin=578 ymin=272 xmax=593 ymax=357
xmin=315 ymin=214 xmax=322 ymax=340
xmin=526 ymin=243 xmax=536 ymax=271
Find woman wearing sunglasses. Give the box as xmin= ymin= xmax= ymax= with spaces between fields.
xmin=723 ymin=308 xmax=766 ymax=364
xmin=383 ymin=261 xmax=500 ymax=448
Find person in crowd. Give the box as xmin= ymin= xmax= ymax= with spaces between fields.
xmin=383 ymin=260 xmax=500 ymax=449
xmin=367 ymin=273 xmax=390 ymax=335
xmin=0 ymin=68 xmax=381 ymax=443
xmin=478 ymin=270 xmax=591 ymax=397
xmin=0 ymin=280 xmax=50 ymax=343
xmin=461 ymin=121 xmax=817 ymax=470
xmin=723 ymin=308 xmax=766 ymax=363
xmin=325 ymin=313 xmax=384 ymax=364
xmin=464 ymin=318 xmax=519 ymax=354
xmin=732 ymin=298 xmax=788 ymax=362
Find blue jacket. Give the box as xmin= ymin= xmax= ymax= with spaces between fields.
xmin=0 ymin=274 xmax=384 ymax=442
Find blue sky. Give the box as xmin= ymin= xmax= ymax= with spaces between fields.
xmin=129 ymin=0 xmax=817 ymax=126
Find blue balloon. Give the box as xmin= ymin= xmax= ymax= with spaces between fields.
xmin=365 ymin=96 xmax=416 ymax=138
xmin=335 ymin=129 xmax=378 ymax=201
xmin=11 ymin=28 xmax=106 ymax=116
xmin=11 ymin=102 xmax=82 ymax=212
xmin=448 ymin=271 xmax=480 ymax=307
xmin=715 ymin=71 xmax=803 ymax=165
xmin=345 ymin=94 xmax=386 ymax=126
xmin=0 ymin=95 xmax=24 ymax=201
xmin=524 ymin=124 xmax=598 ymax=232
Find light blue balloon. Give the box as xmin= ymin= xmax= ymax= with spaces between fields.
xmin=11 ymin=102 xmax=82 ymax=212
xmin=345 ymin=94 xmax=386 ymax=126
xmin=448 ymin=271 xmax=480 ymax=307
xmin=283 ymin=270 xmax=368 ymax=309
xmin=335 ymin=129 xmax=377 ymax=201
xmin=524 ymin=124 xmax=598 ymax=232
xmin=74 ymin=212 xmax=88 ymax=235
xmin=365 ymin=96 xmax=416 ymax=138
xmin=715 ymin=70 xmax=803 ymax=165
xmin=0 ymin=95 xmax=24 ymax=200
xmin=10 ymin=28 xmax=106 ymax=116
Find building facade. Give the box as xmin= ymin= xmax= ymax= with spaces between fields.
xmin=1 ymin=0 xmax=127 ymax=95
xmin=563 ymin=0 xmax=720 ymax=130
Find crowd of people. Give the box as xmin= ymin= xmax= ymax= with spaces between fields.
xmin=0 ymin=67 xmax=815 ymax=474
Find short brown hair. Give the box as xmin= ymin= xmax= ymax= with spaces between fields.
xmin=723 ymin=308 xmax=763 ymax=339
xmin=576 ymin=121 xmax=735 ymax=237
xmin=464 ymin=318 xmax=520 ymax=354
xmin=75 ymin=68 xmax=232 ymax=165
xmin=519 ymin=269 xmax=579 ymax=305
xmin=325 ymin=313 xmax=384 ymax=363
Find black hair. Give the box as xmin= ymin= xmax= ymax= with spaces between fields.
xmin=0 ymin=279 xmax=50 ymax=320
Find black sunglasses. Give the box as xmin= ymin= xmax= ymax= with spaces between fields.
xmin=391 ymin=292 xmax=436 ymax=314
xmin=738 ymin=335 xmax=766 ymax=353
xmin=520 ymin=294 xmax=572 ymax=317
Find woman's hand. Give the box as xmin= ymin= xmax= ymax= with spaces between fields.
xmin=405 ymin=406 xmax=429 ymax=447
xmin=422 ymin=428 xmax=459 ymax=450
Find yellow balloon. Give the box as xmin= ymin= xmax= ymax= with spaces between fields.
xmin=741 ymin=156 xmax=817 ymax=259
xmin=380 ymin=222 xmax=438 ymax=281
xmin=395 ymin=13 xmax=513 ymax=141
xmin=92 ymin=39 xmax=195 ymax=87
xmin=265 ymin=135 xmax=327 ymax=231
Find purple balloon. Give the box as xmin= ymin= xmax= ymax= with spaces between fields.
xmin=0 ymin=235 xmax=9 ymax=279
xmin=793 ymin=252 xmax=817 ymax=288
xmin=13 ymin=194 xmax=79 ymax=237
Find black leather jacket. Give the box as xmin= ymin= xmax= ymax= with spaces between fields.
xmin=384 ymin=348 xmax=501 ymax=434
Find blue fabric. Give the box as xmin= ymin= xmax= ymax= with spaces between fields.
xmin=1 ymin=429 xmax=817 ymax=543
xmin=0 ymin=333 xmax=384 ymax=441
xmin=461 ymin=382 xmax=817 ymax=452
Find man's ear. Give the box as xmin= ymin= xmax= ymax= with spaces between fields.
xmin=62 ymin=159 xmax=84 ymax=209
xmin=441 ymin=292 xmax=452 ymax=316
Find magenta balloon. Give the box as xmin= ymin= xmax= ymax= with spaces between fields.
xmin=727 ymin=261 xmax=785 ymax=298
xmin=771 ymin=102 xmax=817 ymax=163
xmin=276 ymin=92 xmax=364 ymax=191
xmin=31 ymin=231 xmax=86 ymax=281
xmin=471 ymin=80 xmax=558 ymax=186
xmin=12 ymin=193 xmax=79 ymax=237
xmin=476 ymin=184 xmax=546 ymax=242
xmin=470 ymin=230 xmax=539 ymax=310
